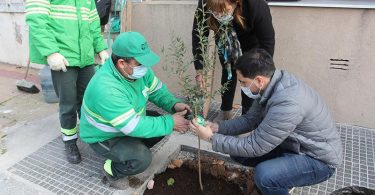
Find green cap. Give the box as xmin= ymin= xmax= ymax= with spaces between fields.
xmin=112 ymin=32 xmax=160 ymax=67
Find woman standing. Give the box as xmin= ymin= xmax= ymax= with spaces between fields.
xmin=192 ymin=0 xmax=275 ymax=119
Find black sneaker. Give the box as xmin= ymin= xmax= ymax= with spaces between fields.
xmin=64 ymin=140 xmax=82 ymax=164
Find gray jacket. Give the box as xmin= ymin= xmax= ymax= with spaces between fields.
xmin=213 ymin=70 xmax=343 ymax=167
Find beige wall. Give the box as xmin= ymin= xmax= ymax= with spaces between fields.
xmin=0 ymin=2 xmax=374 ymax=127
xmin=131 ymin=2 xmax=375 ymax=128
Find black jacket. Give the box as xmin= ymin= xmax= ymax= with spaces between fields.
xmin=192 ymin=0 xmax=275 ymax=70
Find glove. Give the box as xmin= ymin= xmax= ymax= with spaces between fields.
xmin=47 ymin=53 xmax=68 ymax=72
xmin=99 ymin=50 xmax=109 ymax=65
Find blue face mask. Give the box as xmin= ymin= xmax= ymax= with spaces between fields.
xmin=216 ymin=14 xmax=234 ymax=25
xmin=213 ymin=13 xmax=233 ymax=25
xmin=128 ymin=65 xmax=148 ymax=79
xmin=212 ymin=6 xmax=235 ymax=25
xmin=241 ymin=80 xmax=262 ymax=99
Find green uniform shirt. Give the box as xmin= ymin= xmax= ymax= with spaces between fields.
xmin=25 ymin=0 xmax=107 ymax=66
xmin=80 ymin=58 xmax=181 ymax=143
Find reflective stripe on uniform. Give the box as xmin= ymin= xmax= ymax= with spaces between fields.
xmin=89 ymin=10 xmax=98 ymax=17
xmin=83 ymin=110 xmax=139 ymax=135
xmin=50 ymin=5 xmax=76 ymax=12
xmin=25 ymin=7 xmax=50 ymax=15
xmin=104 ymin=159 xmax=113 ymax=176
xmin=62 ymin=134 xmax=78 ymax=141
xmin=138 ymin=107 xmax=145 ymax=115
xmin=80 ymin=7 xmax=90 ymax=12
xmin=110 ymin=109 xmax=136 ymax=127
xmin=26 ymin=7 xmax=50 ymax=12
xmin=25 ymin=3 xmax=50 ymax=9
xmin=149 ymin=77 xmax=159 ymax=92
xmin=89 ymin=15 xmax=99 ymax=22
xmin=87 ymin=9 xmax=99 ymax=22
xmin=83 ymin=111 xmax=118 ymax=133
xmin=26 ymin=0 xmax=50 ymax=6
xmin=89 ymin=9 xmax=97 ymax=16
xmin=81 ymin=7 xmax=90 ymax=19
xmin=82 ymin=100 xmax=110 ymax=123
xmin=83 ymin=100 xmax=139 ymax=129
xmin=50 ymin=12 xmax=77 ymax=20
xmin=119 ymin=115 xmax=141 ymax=135
xmin=61 ymin=126 xmax=77 ymax=136
xmin=25 ymin=10 xmax=50 ymax=16
xmin=150 ymin=82 xmax=163 ymax=94
xmin=61 ymin=126 xmax=78 ymax=141
xmin=80 ymin=7 xmax=90 ymax=20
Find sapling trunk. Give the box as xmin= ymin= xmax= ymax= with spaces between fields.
xmin=194 ymin=105 xmax=204 ymax=191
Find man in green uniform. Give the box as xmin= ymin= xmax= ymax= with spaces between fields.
xmin=80 ymin=32 xmax=190 ymax=188
xmin=25 ymin=0 xmax=109 ymax=164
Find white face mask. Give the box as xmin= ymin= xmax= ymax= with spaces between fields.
xmin=241 ymin=80 xmax=262 ymax=99
xmin=128 ymin=65 xmax=148 ymax=79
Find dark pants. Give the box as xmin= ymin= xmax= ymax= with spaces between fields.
xmin=90 ymin=110 xmax=164 ymax=179
xmin=220 ymin=59 xmax=253 ymax=114
xmin=51 ymin=65 xmax=95 ymax=141
xmin=231 ymin=147 xmax=335 ymax=195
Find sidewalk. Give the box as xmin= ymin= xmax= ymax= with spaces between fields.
xmin=0 ymin=63 xmax=57 ymax=130
xmin=0 ymin=63 xmax=59 ymax=194
xmin=0 ymin=62 xmax=374 ymax=195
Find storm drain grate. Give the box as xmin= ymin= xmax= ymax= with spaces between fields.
xmin=7 ymin=102 xmax=375 ymax=194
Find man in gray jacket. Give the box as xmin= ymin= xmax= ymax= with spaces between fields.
xmin=190 ymin=48 xmax=343 ymax=195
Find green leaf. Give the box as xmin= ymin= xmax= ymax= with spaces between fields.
xmin=167 ymin=178 xmax=175 ymax=186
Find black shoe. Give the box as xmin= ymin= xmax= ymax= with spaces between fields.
xmin=64 ymin=141 xmax=82 ymax=164
xmin=101 ymin=169 xmax=128 ymax=190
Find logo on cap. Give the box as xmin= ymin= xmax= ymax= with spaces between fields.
xmin=141 ymin=42 xmax=148 ymax=50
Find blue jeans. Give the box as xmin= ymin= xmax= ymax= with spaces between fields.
xmin=231 ymin=148 xmax=335 ymax=195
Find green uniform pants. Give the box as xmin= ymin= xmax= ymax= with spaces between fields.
xmin=89 ymin=110 xmax=164 ymax=179
xmin=51 ymin=65 xmax=95 ymax=141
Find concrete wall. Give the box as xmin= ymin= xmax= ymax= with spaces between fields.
xmin=271 ymin=7 xmax=375 ymax=128
xmin=0 ymin=13 xmax=29 ymax=67
xmin=0 ymin=2 xmax=374 ymax=127
xmin=131 ymin=2 xmax=204 ymax=94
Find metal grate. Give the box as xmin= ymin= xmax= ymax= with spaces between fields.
xmin=8 ymin=138 xmax=113 ymax=195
